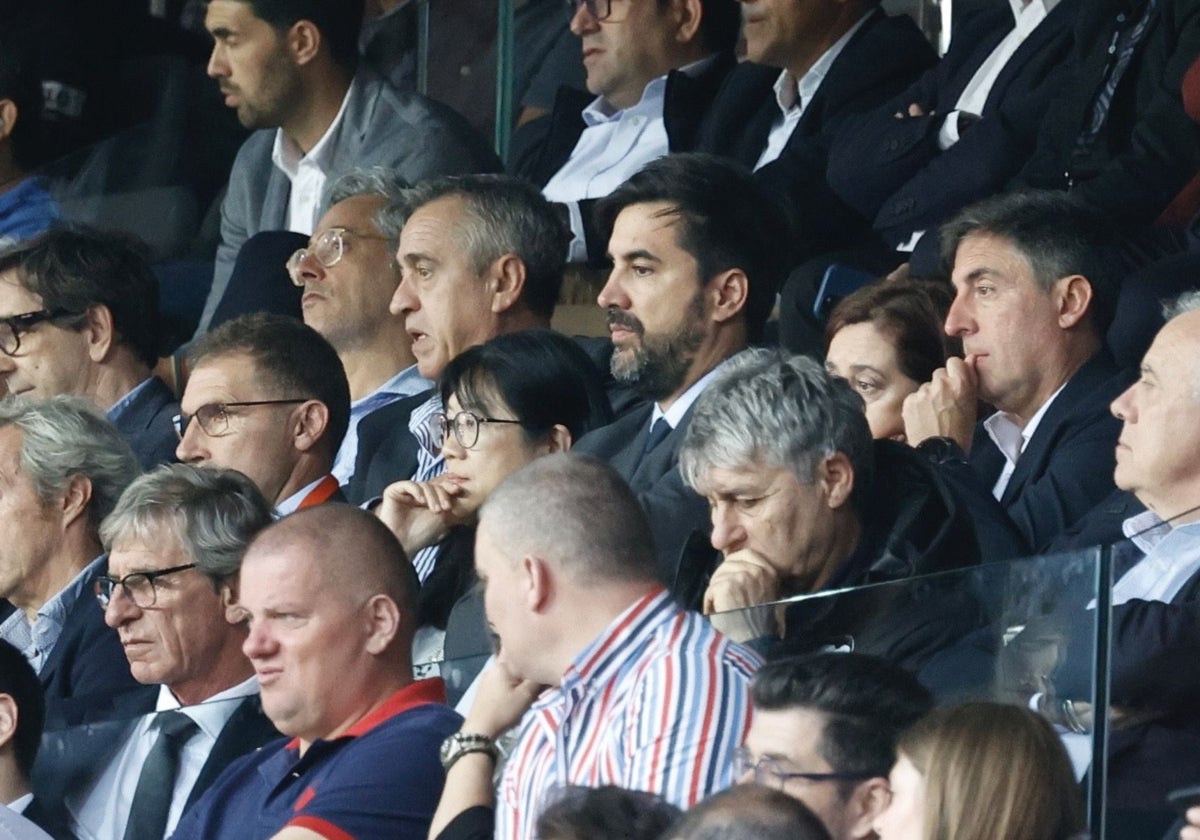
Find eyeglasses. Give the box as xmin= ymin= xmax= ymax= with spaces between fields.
xmin=94 ymin=563 xmax=198 ymax=608
xmin=433 ymin=410 xmax=523 ymax=450
xmin=286 ymin=227 xmax=391 ymax=285
xmin=173 ymin=399 xmax=309 ymax=439
xmin=0 ymin=308 xmax=76 ymax=356
xmin=733 ymin=748 xmax=879 ymax=790
xmin=566 ymin=0 xmax=614 ymax=20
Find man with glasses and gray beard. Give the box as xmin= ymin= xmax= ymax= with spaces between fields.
xmin=573 ymin=153 xmax=794 ymax=597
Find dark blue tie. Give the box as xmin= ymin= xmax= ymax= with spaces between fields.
xmin=124 ymin=710 xmax=199 ymax=840
xmin=642 ymin=417 xmax=672 ymax=457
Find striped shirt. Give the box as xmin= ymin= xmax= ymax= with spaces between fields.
xmin=408 ymin=393 xmax=445 ymax=582
xmin=496 ymin=589 xmax=761 ymax=840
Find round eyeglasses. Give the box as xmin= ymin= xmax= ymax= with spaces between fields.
xmin=286 ymin=227 xmax=391 ymax=285
xmin=433 ymin=410 xmax=524 ymax=450
xmin=732 ymin=748 xmax=880 ymax=790
xmin=94 ymin=563 xmax=198 ymax=609
xmin=173 ymin=399 xmax=309 ymax=439
xmin=0 ymin=308 xmax=76 ymax=356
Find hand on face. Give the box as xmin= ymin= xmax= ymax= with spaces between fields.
xmin=376 ymin=476 xmax=467 ymax=556
xmin=461 ymin=658 xmax=546 ymax=738
xmin=702 ymin=549 xmax=782 ymax=615
xmin=901 ymin=355 xmax=980 ymax=451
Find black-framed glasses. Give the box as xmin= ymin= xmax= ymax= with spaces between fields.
xmin=566 ymin=0 xmax=613 ymax=20
xmin=0 ymin=308 xmax=76 ymax=356
xmin=173 ymin=399 xmax=310 ymax=439
xmin=286 ymin=227 xmax=391 ymax=285
xmin=733 ymin=748 xmax=879 ymax=790
xmin=94 ymin=563 xmax=198 ymax=608
xmin=433 ymin=410 xmax=523 ymax=450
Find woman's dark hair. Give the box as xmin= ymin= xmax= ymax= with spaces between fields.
xmin=439 ymin=329 xmax=613 ymax=444
xmin=824 ymin=279 xmax=953 ymax=385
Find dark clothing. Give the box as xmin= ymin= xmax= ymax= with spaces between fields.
xmin=695 ymin=9 xmax=937 ymax=260
xmin=344 ymin=389 xmax=432 ymax=506
xmin=111 ymin=376 xmax=180 ymax=471
xmin=828 ymin=0 xmax=1079 ymax=246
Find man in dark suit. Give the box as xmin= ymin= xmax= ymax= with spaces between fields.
xmin=0 ymin=397 xmax=143 ymax=730
xmin=903 ymin=191 xmax=1128 ymax=552
xmin=177 ymin=312 xmax=351 ymax=513
xmin=573 ymin=153 xmax=794 ymax=592
xmin=510 ymin=0 xmax=739 ymax=264
xmin=694 ymin=0 xmax=936 ymax=264
xmin=33 ymin=464 xmax=278 ymax=840
xmin=0 ymin=227 xmax=179 ymax=470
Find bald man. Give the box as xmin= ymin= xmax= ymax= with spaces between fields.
xmin=173 ymin=505 xmax=461 ymax=840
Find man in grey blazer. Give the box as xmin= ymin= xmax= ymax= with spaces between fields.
xmin=197 ymin=0 xmax=501 ymax=336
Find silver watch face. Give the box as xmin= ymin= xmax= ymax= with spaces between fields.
xmin=440 ymin=735 xmax=457 ymax=763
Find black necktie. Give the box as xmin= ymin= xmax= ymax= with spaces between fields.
xmin=123 ymin=710 xmax=199 ymax=840
xmin=642 ymin=417 xmax=672 ymax=457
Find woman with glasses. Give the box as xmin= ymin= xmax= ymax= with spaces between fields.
xmin=872 ymin=702 xmax=1086 ymax=840
xmin=377 ymin=329 xmax=612 ymax=633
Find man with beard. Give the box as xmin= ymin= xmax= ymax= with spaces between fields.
xmin=574 ymin=153 xmax=794 ymax=595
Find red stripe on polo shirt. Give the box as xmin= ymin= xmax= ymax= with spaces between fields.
xmin=285 ymin=678 xmax=447 ymax=750
xmin=288 ymin=815 xmax=355 ymax=840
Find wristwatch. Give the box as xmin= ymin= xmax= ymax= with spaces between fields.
xmin=440 ymin=731 xmax=499 ymax=771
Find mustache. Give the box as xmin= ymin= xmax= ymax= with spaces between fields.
xmin=606 ymin=308 xmax=644 ymax=336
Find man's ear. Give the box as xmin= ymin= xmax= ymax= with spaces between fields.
xmin=292 ymin=400 xmax=331 ymax=453
xmin=670 ymin=0 xmax=703 ymax=44
xmin=0 ymin=99 xmax=18 ymax=142
xmin=707 ymin=268 xmax=749 ymax=326
xmin=60 ymin=473 xmax=94 ymax=530
xmin=1055 ymin=274 xmax=1094 ymax=330
xmin=489 ymin=253 xmax=528 ymax=315
xmin=820 ymin=451 xmax=856 ymax=510
xmin=524 ymin=554 xmax=553 ymax=613
xmin=83 ymin=304 xmax=118 ymax=363
xmin=0 ymin=694 xmax=16 ymax=752
xmin=543 ymin=424 xmax=572 ymax=454
xmin=846 ymin=776 xmax=890 ymax=840
xmin=362 ymin=594 xmax=402 ymax=655
xmin=287 ymin=20 xmax=323 ymax=66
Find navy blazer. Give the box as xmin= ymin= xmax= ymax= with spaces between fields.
xmin=572 ymin=401 xmax=712 ymax=594
xmin=969 ymin=351 xmax=1131 ymax=552
xmin=827 ymin=0 xmax=1078 ymax=245
xmin=344 ymin=389 xmax=433 ymax=506
xmin=695 ymin=9 xmax=937 ymax=258
xmin=112 ymin=376 xmax=180 ymax=471
xmin=40 ymin=560 xmax=148 ymax=730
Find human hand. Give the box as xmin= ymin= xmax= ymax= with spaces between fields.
xmin=901 ymin=355 xmax=980 ymax=450
xmin=1181 ymin=806 xmax=1200 ymax=839
xmin=376 ymin=478 xmax=464 ymax=555
xmin=702 ymin=550 xmax=781 ymax=615
xmin=462 ymin=659 xmax=545 ymax=737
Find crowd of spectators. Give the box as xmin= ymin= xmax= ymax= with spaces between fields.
xmin=0 ymin=0 xmax=1199 ymax=838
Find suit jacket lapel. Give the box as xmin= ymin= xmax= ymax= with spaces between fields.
xmin=609 ymin=405 xmax=655 ymax=483
xmin=184 ymin=696 xmax=279 ymax=812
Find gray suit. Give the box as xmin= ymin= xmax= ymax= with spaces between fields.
xmin=198 ymin=69 xmax=501 ymax=334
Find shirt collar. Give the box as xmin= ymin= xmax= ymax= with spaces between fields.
xmin=284 ymin=678 xmax=447 ymax=751
xmin=106 ymin=377 xmax=156 ymax=423
xmin=351 ymin=365 xmax=431 ymax=414
xmin=651 ymin=355 xmax=737 ymax=430
xmin=982 ymin=381 xmax=1067 ymax=465
xmin=155 ymin=675 xmax=261 ymax=741
xmin=1009 ymin=0 xmax=1060 ymax=20
xmin=773 ymin=10 xmax=873 ymax=117
xmin=270 ymin=78 xmax=356 ymax=179
xmin=274 ymin=475 xmax=332 ymax=517
xmin=408 ymin=391 xmax=444 ymax=459
xmin=583 ymin=54 xmax=718 ymax=126
xmin=42 ymin=553 xmax=106 ymax=627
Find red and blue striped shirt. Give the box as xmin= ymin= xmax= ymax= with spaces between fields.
xmin=496 ymin=588 xmax=761 ymax=840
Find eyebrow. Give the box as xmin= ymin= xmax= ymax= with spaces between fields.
xmin=209 ymin=26 xmax=234 ymax=39
xmin=400 ymin=252 xmax=437 ymax=265
xmin=609 ymin=249 xmax=661 ymax=264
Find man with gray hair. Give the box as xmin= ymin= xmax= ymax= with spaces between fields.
xmin=901 ymin=190 xmax=1127 ymax=552
xmin=289 ymin=168 xmax=429 ymax=487
xmin=679 ymin=350 xmax=1016 ymax=662
xmin=33 ymin=464 xmax=278 ymax=840
xmin=467 ymin=453 xmax=758 ymax=840
xmin=0 ymin=396 xmax=142 ymax=728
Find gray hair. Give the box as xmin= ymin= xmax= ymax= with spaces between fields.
xmin=1163 ymin=289 xmax=1200 ymax=321
xmin=479 ymin=453 xmax=658 ymax=586
xmin=380 ymin=173 xmax=567 ymax=319
xmin=679 ymin=350 xmax=874 ymax=496
xmin=325 ymin=166 xmax=410 ymax=212
xmin=0 ymin=396 xmax=138 ymax=528
xmin=100 ymin=464 xmax=273 ymax=587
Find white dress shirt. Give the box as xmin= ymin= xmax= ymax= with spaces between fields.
xmin=754 ymin=12 xmax=872 ymax=171
xmin=1110 ymin=512 xmax=1200 ymax=605
xmin=68 ymin=677 xmax=260 ymax=840
xmin=981 ymin=382 xmax=1065 ymax=500
xmin=271 ymin=80 xmax=355 ymax=235
xmin=0 ymin=804 xmax=51 ymax=840
xmin=649 ymin=356 xmax=736 ymax=433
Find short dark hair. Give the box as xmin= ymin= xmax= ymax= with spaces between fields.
xmin=233 ymin=0 xmax=364 ymax=72
xmin=0 ymin=33 xmax=42 ymax=170
xmin=439 ymin=329 xmax=613 ymax=445
xmin=383 ymin=174 xmax=568 ymax=319
xmin=825 ymin=280 xmax=951 ymax=385
xmin=188 ymin=312 xmax=351 ymax=455
xmin=939 ymin=190 xmax=1120 ymax=334
xmin=697 ymin=0 xmax=740 ymax=53
xmin=596 ymin=153 xmax=796 ymax=344
xmin=536 ymin=786 xmax=682 ymax=840
xmin=666 ymin=785 xmax=832 ymax=840
xmin=752 ymin=654 xmax=933 ymax=792
xmin=0 ymin=639 xmax=44 ymax=780
xmin=0 ymin=226 xmax=163 ymax=367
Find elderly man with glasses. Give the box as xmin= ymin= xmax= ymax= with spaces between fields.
xmin=287 ymin=168 xmax=431 ymax=489
xmin=175 ymin=312 xmax=351 ymax=513
xmin=0 ymin=226 xmax=179 ymax=470
xmin=32 ymin=464 xmax=279 ymax=840
xmin=509 ymin=0 xmax=739 ymax=264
